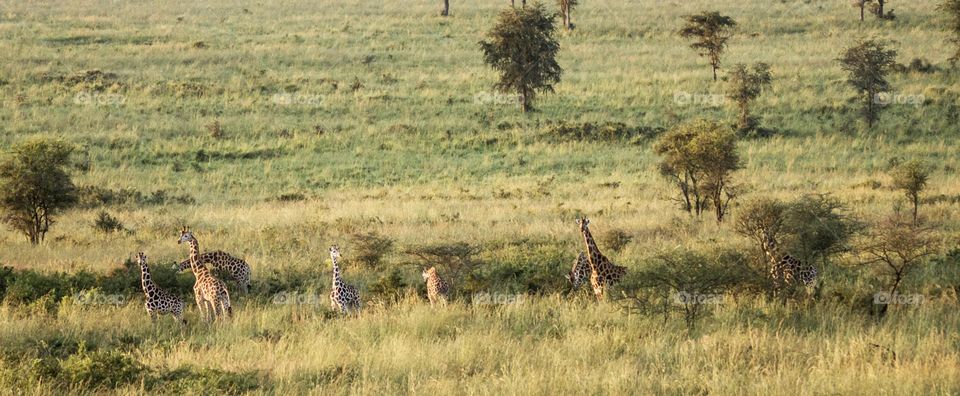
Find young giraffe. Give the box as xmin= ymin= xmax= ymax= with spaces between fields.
xmin=175 ymin=250 xmax=252 ymax=293
xmin=577 ymin=217 xmax=627 ymax=301
xmin=761 ymin=231 xmax=818 ymax=288
xmin=137 ymin=252 xmax=186 ymax=326
xmin=178 ymin=227 xmax=232 ymax=322
xmin=422 ymin=266 xmax=450 ymax=306
xmin=565 ymin=251 xmax=590 ymax=290
xmin=328 ymin=245 xmax=361 ymax=314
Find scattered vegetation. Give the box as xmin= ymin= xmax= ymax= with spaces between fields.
xmin=0 ymin=0 xmax=957 ymax=394
xmin=93 ymin=211 xmax=124 ymax=234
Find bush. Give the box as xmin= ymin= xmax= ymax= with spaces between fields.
xmin=736 ymin=195 xmax=860 ymax=268
xmin=542 ymin=120 xmax=663 ymax=143
xmin=2 ymin=270 xmax=95 ymax=305
xmin=276 ymin=192 xmax=306 ymax=202
xmin=60 ymin=347 xmax=143 ymax=388
xmin=349 ymin=231 xmax=394 ymax=269
xmin=623 ymin=249 xmax=752 ymax=332
xmin=76 ymin=186 xmax=195 ymax=208
xmin=93 ymin=211 xmax=124 ymax=233
xmin=405 ymin=242 xmax=482 ymax=290
xmin=367 ymin=267 xmax=411 ymax=302
xmin=599 ymin=228 xmax=633 ymax=252
xmin=148 ymin=366 xmax=265 ymax=394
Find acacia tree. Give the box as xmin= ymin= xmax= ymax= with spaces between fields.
xmin=860 ymin=216 xmax=938 ymax=316
xmin=480 ymin=3 xmax=563 ymax=112
xmin=735 ymin=195 xmax=859 ymax=286
xmin=726 ymin=62 xmax=772 ymax=133
xmin=557 ymin=0 xmax=578 ymax=30
xmin=656 ymin=119 xmax=740 ymax=222
xmin=679 ymin=11 xmax=737 ymax=81
xmin=838 ymin=39 xmax=898 ymax=129
xmin=941 ymin=0 xmax=960 ymax=65
xmin=890 ymin=159 xmax=931 ymax=223
xmin=441 ymin=0 xmax=449 ymax=16
xmin=0 ymin=139 xmax=77 ymax=244
xmin=629 ymin=249 xmax=747 ymax=332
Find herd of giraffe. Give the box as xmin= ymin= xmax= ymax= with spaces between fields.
xmin=136 ymin=218 xmax=816 ymax=325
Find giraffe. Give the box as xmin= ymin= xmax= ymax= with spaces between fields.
xmin=422 ymin=266 xmax=450 ymax=306
xmin=136 ymin=252 xmax=186 ymax=326
xmin=760 ymin=231 xmax=818 ymax=288
xmin=577 ymin=217 xmax=627 ymax=301
xmin=565 ymin=251 xmax=590 ymax=290
xmin=178 ymin=227 xmax=232 ymax=322
xmin=328 ymin=245 xmax=361 ymax=314
xmin=174 ymin=250 xmax=252 ymax=293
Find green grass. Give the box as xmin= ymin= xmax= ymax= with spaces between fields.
xmin=0 ymin=0 xmax=959 ymax=394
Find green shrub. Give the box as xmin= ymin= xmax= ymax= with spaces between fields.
xmin=599 ymin=228 xmax=633 ymax=252
xmin=368 ymin=267 xmax=412 ymax=302
xmin=93 ymin=211 xmax=124 ymax=233
xmin=60 ymin=347 xmax=144 ymax=388
xmin=542 ymin=120 xmax=663 ymax=143
xmin=149 ymin=366 xmax=265 ymax=393
xmin=624 ymin=249 xmax=752 ymax=332
xmin=349 ymin=231 xmax=394 ymax=269
xmin=405 ymin=242 xmax=482 ymax=293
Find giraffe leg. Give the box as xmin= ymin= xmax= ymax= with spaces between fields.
xmin=174 ymin=309 xmax=186 ymax=326
xmin=195 ymin=294 xmax=205 ymax=321
xmin=203 ymin=300 xmax=214 ymax=322
xmin=221 ymin=288 xmax=232 ymax=318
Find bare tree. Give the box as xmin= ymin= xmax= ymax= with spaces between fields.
xmin=860 ymin=216 xmax=939 ymax=316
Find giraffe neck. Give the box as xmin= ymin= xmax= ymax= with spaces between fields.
xmin=188 ymin=237 xmax=209 ymax=277
xmin=139 ymin=263 xmax=154 ymax=292
xmin=331 ymin=256 xmax=342 ymax=288
xmin=580 ymin=225 xmax=605 ymax=269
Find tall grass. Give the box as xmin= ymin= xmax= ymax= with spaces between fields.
xmin=0 ymin=0 xmax=958 ymax=393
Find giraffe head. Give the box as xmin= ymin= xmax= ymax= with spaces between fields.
xmin=136 ymin=252 xmax=147 ymax=266
xmin=177 ymin=226 xmax=194 ymax=245
xmin=329 ymin=245 xmax=341 ymax=262
xmin=761 ymin=230 xmax=778 ymax=254
xmin=576 ymin=217 xmax=590 ymax=231
xmin=422 ymin=267 xmax=435 ymax=281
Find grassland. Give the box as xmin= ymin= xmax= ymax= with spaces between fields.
xmin=0 ymin=0 xmax=959 ymax=394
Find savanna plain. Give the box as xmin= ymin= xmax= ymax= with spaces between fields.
xmin=0 ymin=0 xmax=959 ymax=394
